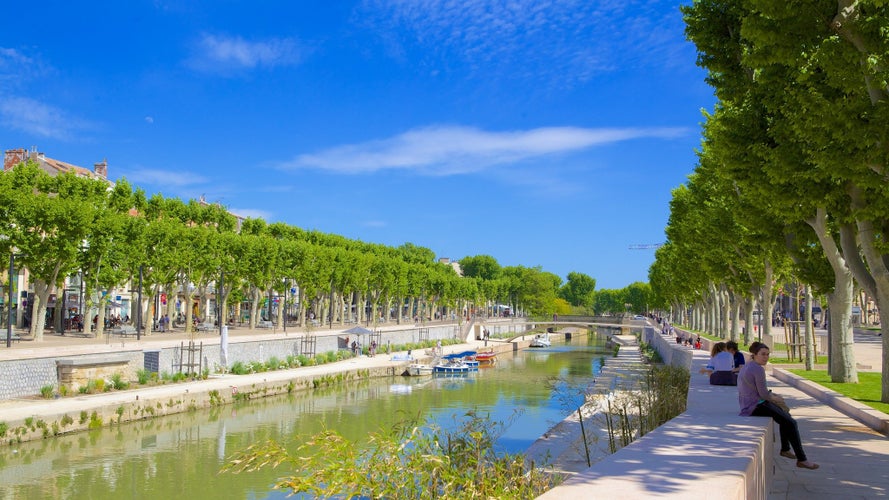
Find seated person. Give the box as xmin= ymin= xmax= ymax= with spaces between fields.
xmin=700 ymin=342 xmax=736 ymax=385
xmin=726 ymin=340 xmax=745 ymax=373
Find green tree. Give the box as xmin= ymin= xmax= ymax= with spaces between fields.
xmin=459 ymin=254 xmax=502 ymax=280
xmin=1 ymin=162 xmax=108 ymax=340
xmin=559 ymin=271 xmax=596 ymax=309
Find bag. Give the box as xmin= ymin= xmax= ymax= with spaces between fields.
xmin=709 ymin=370 xmax=737 ymax=386
xmin=768 ymin=392 xmax=791 ymax=414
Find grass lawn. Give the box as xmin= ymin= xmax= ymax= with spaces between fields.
xmin=787 ymin=369 xmax=889 ymax=415
xmin=770 ymin=354 xmax=828 ymax=364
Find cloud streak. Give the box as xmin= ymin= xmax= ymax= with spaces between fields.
xmin=359 ymin=0 xmax=692 ymax=87
xmin=187 ymin=33 xmax=306 ymax=73
xmin=281 ymin=125 xmax=687 ymax=175
xmin=125 ymin=167 xmax=208 ymax=187
xmin=0 ymin=96 xmax=86 ymax=140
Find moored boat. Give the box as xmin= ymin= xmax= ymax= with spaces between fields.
xmin=475 ymin=352 xmax=497 ymax=365
xmin=529 ymin=333 xmax=551 ymax=348
xmin=402 ymin=363 xmax=434 ymax=376
xmin=433 ymin=359 xmax=475 ymax=373
xmin=470 ymin=348 xmax=497 ymax=365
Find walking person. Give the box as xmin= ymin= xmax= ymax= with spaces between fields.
xmin=738 ymin=342 xmax=819 ymax=469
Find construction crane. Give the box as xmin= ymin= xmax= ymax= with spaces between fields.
xmin=628 ymin=244 xmax=664 ymax=250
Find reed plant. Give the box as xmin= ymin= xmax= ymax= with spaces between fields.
xmin=223 ymin=411 xmax=558 ymax=498
xmin=599 ymin=364 xmax=689 ymax=453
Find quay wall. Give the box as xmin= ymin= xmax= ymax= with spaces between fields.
xmin=0 ymin=321 xmax=537 ymax=401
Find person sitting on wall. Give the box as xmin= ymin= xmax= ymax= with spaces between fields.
xmin=700 ymin=341 xmax=736 ymax=385
xmin=726 ymin=341 xmax=745 ymax=373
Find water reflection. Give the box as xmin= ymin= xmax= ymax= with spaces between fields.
xmin=0 ymin=333 xmax=607 ymax=499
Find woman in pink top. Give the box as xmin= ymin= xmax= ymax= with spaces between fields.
xmin=737 ymin=342 xmax=819 ymax=470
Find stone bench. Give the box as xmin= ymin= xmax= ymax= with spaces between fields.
xmin=537 ymin=327 xmax=772 ymax=500
xmin=110 ymin=325 xmax=137 ymax=336
xmin=56 ymin=353 xmax=134 ymax=392
xmin=196 ymin=322 xmax=215 ymax=332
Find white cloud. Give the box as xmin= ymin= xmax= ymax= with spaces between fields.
xmin=125 ymin=167 xmax=208 ymax=187
xmin=144 ymin=116 xmax=154 ymax=124
xmin=358 ymin=0 xmax=691 ymax=87
xmin=188 ymin=33 xmax=305 ymax=73
xmin=280 ymin=125 xmax=687 ymax=175
xmin=0 ymin=96 xmax=84 ymax=139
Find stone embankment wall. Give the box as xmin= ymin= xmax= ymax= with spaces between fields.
xmin=0 ymin=321 xmax=542 ymax=446
xmin=0 ymin=324 xmax=467 ymax=400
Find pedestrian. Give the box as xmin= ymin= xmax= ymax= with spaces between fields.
xmin=738 ymin=343 xmax=819 ymax=470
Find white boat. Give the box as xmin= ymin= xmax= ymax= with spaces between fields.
xmin=433 ymin=359 xmax=475 ymax=374
xmin=529 ymin=333 xmax=551 ymax=348
xmin=402 ymin=363 xmax=434 ymax=376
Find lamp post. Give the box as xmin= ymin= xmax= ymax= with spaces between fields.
xmin=137 ymin=265 xmax=143 ymax=340
xmin=6 ymin=252 xmax=24 ymax=348
xmin=6 ymin=253 xmax=14 ymax=348
xmin=283 ymin=279 xmax=288 ymax=334
xmin=217 ymin=271 xmax=224 ymax=337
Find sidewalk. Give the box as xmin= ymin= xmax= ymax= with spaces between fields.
xmin=766 ymin=327 xmax=889 ymax=498
xmin=765 ymin=368 xmax=889 ymax=498
xmin=0 ymin=320 xmax=420 ymax=361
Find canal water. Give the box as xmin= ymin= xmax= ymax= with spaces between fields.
xmin=0 ymin=332 xmax=608 ymax=499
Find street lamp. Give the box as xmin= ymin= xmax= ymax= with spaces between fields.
xmin=7 ymin=252 xmax=24 ymax=348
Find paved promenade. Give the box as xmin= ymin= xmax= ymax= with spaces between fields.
xmin=2 ymin=322 xmax=889 ymax=498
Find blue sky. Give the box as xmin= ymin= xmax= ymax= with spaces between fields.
xmin=1 ymin=1 xmax=713 ymax=290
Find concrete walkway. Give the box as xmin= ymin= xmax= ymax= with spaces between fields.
xmin=766 ymin=327 xmax=889 ymax=499
xmin=3 ymin=322 xmax=889 ymax=498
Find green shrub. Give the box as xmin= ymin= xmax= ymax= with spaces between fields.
xmin=136 ymin=369 xmax=151 ymax=385
xmin=40 ymin=384 xmax=55 ymax=399
xmin=266 ymin=356 xmax=281 ymax=371
xmin=110 ymin=373 xmax=129 ymax=390
xmin=0 ymin=422 xmax=7 ymax=437
xmin=79 ymin=411 xmax=88 ymax=424
xmin=230 ymin=361 xmax=248 ymax=375
xmin=60 ymin=414 xmax=74 ymax=427
xmin=88 ymin=412 xmax=102 ymax=429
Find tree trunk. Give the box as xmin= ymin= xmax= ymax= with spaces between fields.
xmin=804 ymin=285 xmax=815 ymax=371
xmin=250 ymin=288 xmax=260 ymax=329
xmin=297 ymin=287 xmax=306 ymax=327
xmin=743 ymin=293 xmax=755 ymax=345
xmin=809 ymin=209 xmax=857 ymax=382
xmin=30 ymin=280 xmax=51 ymax=341
xmin=96 ymin=296 xmax=109 ymax=336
